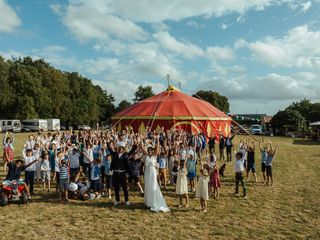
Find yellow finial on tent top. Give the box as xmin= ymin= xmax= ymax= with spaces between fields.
xmin=167 ymin=85 xmax=180 ymax=92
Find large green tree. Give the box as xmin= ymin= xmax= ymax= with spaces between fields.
xmin=193 ymin=90 xmax=230 ymax=113
xmin=133 ymin=85 xmax=154 ymax=103
xmin=0 ymin=56 xmax=115 ymax=126
xmin=271 ymin=109 xmax=306 ymax=132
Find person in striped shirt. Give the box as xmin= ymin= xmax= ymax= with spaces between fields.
xmin=59 ymin=157 xmax=69 ymax=202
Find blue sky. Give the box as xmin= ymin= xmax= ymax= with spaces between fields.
xmin=1 ymin=0 xmax=320 ymax=114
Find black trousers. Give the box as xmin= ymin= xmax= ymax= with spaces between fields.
xmin=113 ymin=171 xmax=128 ymax=202
xmin=25 ymin=171 xmax=35 ymax=194
xmin=83 ymin=163 xmax=91 ymax=179
xmin=226 ymin=146 xmax=232 ymax=161
xmin=235 ymin=172 xmax=247 ymax=196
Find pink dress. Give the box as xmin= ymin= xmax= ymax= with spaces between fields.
xmin=210 ymin=168 xmax=221 ymax=188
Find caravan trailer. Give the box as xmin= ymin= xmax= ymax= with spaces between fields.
xmin=0 ymin=120 xmax=5 ymax=132
xmin=47 ymin=119 xmax=60 ymax=131
xmin=1 ymin=120 xmax=22 ymax=132
xmin=22 ymin=119 xmax=48 ymax=132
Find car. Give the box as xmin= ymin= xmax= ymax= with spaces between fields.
xmin=78 ymin=125 xmax=91 ymax=130
xmin=251 ymin=124 xmax=263 ymax=135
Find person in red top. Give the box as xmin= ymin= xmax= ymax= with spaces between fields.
xmin=3 ymin=132 xmax=15 ymax=174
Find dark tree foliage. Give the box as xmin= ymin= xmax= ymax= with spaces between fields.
xmin=193 ymin=90 xmax=230 ymax=113
xmin=116 ymin=100 xmax=132 ymax=113
xmin=133 ymin=85 xmax=154 ymax=103
xmin=0 ymin=56 xmax=115 ymax=126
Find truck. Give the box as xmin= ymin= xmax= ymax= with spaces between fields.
xmin=1 ymin=120 xmax=22 ymax=133
xmin=22 ymin=119 xmax=48 ymax=132
xmin=47 ymin=119 xmax=60 ymax=131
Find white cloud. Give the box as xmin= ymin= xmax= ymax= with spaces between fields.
xmin=199 ymin=72 xmax=320 ymax=101
xmin=248 ymin=25 xmax=320 ymax=68
xmin=186 ymin=20 xmax=205 ymax=29
xmin=220 ymin=23 xmax=232 ymax=30
xmin=108 ymin=0 xmax=288 ymax=22
xmin=154 ymin=31 xmax=204 ymax=58
xmin=0 ymin=0 xmax=21 ymax=32
xmin=54 ymin=1 xmax=147 ymax=42
xmin=300 ymin=1 xmax=312 ymax=13
xmin=206 ymin=46 xmax=235 ymax=61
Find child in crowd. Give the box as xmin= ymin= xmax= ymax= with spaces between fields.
xmin=246 ymin=144 xmax=257 ymax=182
xmin=22 ymin=148 xmax=37 ymax=195
xmin=34 ymin=143 xmax=42 ymax=182
xmin=259 ymin=139 xmax=268 ymax=183
xmin=234 ymin=151 xmax=247 ymax=198
xmin=90 ymin=158 xmax=102 ymax=199
xmin=266 ymin=141 xmax=278 ymax=186
xmin=40 ymin=151 xmax=51 ymax=192
xmin=186 ymin=149 xmax=196 ymax=192
xmin=3 ymin=132 xmax=14 ymax=174
xmin=210 ymin=164 xmax=221 ymax=199
xmin=176 ymin=160 xmax=189 ymax=208
xmin=157 ymin=147 xmax=168 ymax=190
xmin=68 ymin=145 xmax=80 ymax=178
xmin=58 ymin=157 xmax=69 ymax=202
xmin=168 ymin=149 xmax=176 ymax=185
xmin=104 ymin=154 xmax=113 ymax=199
xmin=171 ymin=161 xmax=179 ymax=190
xmin=196 ymin=163 xmax=210 ymax=213
xmin=128 ymin=152 xmax=144 ymax=195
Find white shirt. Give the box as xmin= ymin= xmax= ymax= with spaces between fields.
xmin=69 ymin=152 xmax=80 ymax=168
xmin=234 ymin=159 xmax=245 ymax=172
xmin=24 ymin=155 xmax=36 ymax=171
xmin=40 ymin=159 xmax=51 ymax=171
xmin=83 ymin=148 xmax=93 ymax=163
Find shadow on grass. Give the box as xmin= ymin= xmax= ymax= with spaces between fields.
xmin=292 ymin=139 xmax=320 ymax=145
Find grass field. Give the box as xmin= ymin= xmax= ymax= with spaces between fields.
xmin=0 ymin=133 xmax=319 ymax=240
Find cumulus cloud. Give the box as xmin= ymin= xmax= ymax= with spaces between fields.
xmin=199 ymin=72 xmax=320 ymax=101
xmin=154 ymin=31 xmax=204 ymax=58
xmin=107 ymin=0 xmax=288 ymax=22
xmin=0 ymin=0 xmax=21 ymax=32
xmin=206 ymin=46 xmax=235 ymax=61
xmin=300 ymin=1 xmax=312 ymax=13
xmin=53 ymin=1 xmax=147 ymax=42
xmin=248 ymin=25 xmax=320 ymax=68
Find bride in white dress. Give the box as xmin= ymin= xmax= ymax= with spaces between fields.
xmin=143 ymin=136 xmax=170 ymax=212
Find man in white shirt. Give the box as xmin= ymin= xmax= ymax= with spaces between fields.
xmin=234 ymin=151 xmax=247 ymax=198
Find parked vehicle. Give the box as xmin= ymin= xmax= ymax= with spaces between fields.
xmin=22 ymin=119 xmax=48 ymax=132
xmin=47 ymin=119 xmax=60 ymax=131
xmin=0 ymin=120 xmax=5 ymax=132
xmin=0 ymin=180 xmax=28 ymax=206
xmin=1 ymin=120 xmax=22 ymax=133
xmin=78 ymin=125 xmax=91 ymax=130
xmin=251 ymin=124 xmax=263 ymax=135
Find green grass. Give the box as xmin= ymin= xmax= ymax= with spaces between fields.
xmin=0 ymin=133 xmax=319 ymax=240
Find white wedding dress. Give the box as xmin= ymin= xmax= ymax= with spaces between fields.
xmin=144 ymin=155 xmax=170 ymax=212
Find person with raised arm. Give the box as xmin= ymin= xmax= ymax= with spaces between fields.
xmin=143 ymin=134 xmax=170 ymax=212
xmin=108 ymin=134 xmax=137 ymax=206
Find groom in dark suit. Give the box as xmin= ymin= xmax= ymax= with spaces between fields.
xmin=108 ymin=141 xmax=137 ymax=206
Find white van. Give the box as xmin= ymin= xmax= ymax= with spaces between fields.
xmin=2 ymin=120 xmax=22 ymax=133
xmin=47 ymin=119 xmax=60 ymax=131
xmin=22 ymin=119 xmax=48 ymax=132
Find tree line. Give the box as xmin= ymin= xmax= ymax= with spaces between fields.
xmin=0 ymin=56 xmax=230 ymax=126
xmin=271 ymin=99 xmax=320 ymax=133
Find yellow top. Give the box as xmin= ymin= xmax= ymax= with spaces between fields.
xmin=166 ymin=85 xmax=180 ymax=92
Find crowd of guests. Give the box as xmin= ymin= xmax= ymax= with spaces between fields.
xmin=1 ymin=127 xmax=278 ymax=212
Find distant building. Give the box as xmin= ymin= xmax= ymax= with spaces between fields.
xmin=229 ymin=113 xmax=273 ymax=130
